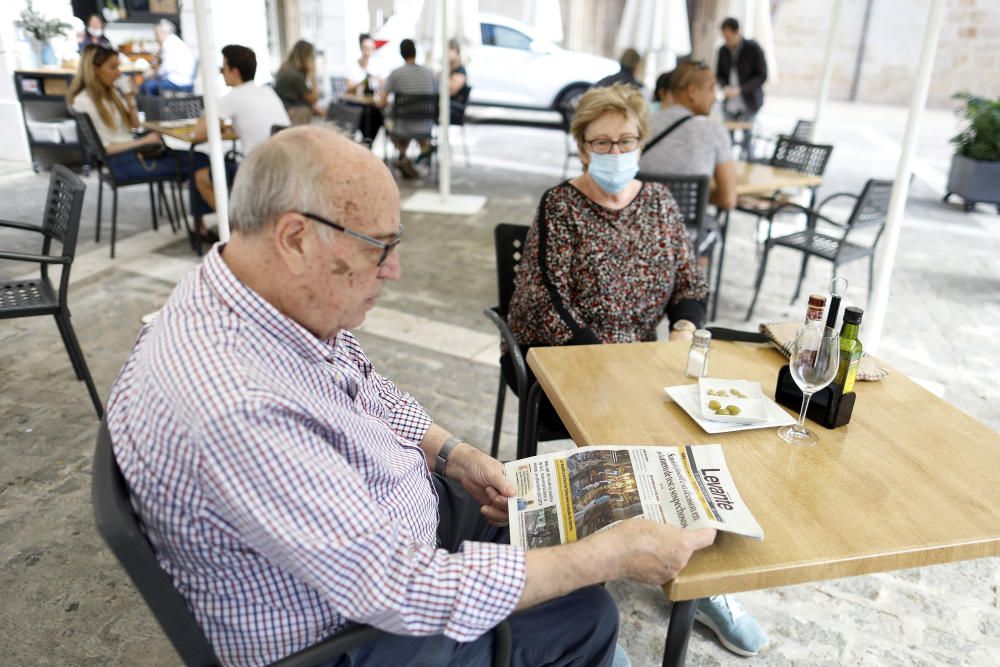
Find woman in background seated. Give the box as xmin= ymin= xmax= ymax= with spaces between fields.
xmin=68 ymin=46 xmax=209 ymax=238
xmin=274 ymin=40 xmax=321 ymax=125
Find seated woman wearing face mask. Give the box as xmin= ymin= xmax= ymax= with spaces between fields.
xmin=505 ymin=88 xmax=768 ymax=658
xmin=506 ymin=83 xmax=708 ymax=424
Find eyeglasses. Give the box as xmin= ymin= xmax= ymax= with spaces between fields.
xmin=583 ymin=136 xmax=641 ymax=154
xmin=300 ymin=212 xmax=403 ymax=266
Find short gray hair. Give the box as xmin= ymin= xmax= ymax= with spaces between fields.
xmin=229 ymin=130 xmax=333 ymax=234
xmin=156 ymin=19 xmax=176 ymax=34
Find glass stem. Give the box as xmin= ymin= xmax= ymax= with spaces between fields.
xmin=797 ymin=391 xmax=813 ymax=431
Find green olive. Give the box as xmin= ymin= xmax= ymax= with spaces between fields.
xmin=727 ymin=405 xmax=741 ymax=415
xmin=708 ymin=400 xmax=721 ymax=410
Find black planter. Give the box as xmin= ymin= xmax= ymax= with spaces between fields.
xmin=944 ymin=154 xmax=1000 ymax=213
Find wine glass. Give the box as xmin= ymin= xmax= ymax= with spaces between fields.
xmin=779 ymin=326 xmax=840 ymax=446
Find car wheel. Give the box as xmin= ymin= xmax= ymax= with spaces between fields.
xmin=555 ymin=84 xmax=590 ymax=112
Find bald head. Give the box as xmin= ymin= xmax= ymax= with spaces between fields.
xmin=230 ymin=125 xmax=399 ymax=237
xmin=223 ymin=126 xmax=403 ymax=339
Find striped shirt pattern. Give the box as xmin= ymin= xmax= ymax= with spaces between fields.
xmin=107 ymin=246 xmax=525 ymax=666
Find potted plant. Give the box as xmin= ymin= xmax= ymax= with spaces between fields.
xmin=944 ymin=92 xmax=1000 ymax=213
xmin=15 ymin=1 xmax=72 ymax=67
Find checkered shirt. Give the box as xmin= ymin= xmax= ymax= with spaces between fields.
xmin=106 ymin=246 xmax=525 ymax=666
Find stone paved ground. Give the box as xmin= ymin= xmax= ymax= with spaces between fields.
xmin=1 ymin=95 xmax=998 ymax=666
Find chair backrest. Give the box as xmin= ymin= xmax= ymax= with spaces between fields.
xmin=139 ymin=94 xmax=204 ymax=121
xmin=791 ymin=119 xmax=814 ymax=141
xmin=450 ymin=85 xmax=472 ymax=126
xmin=326 ymin=101 xmax=363 ymax=134
xmin=71 ymin=110 xmax=108 ymax=162
xmin=494 ymin=224 xmax=530 ymax=317
xmin=770 ymin=135 xmax=834 ymax=177
xmin=392 ymin=93 xmax=438 ymax=122
xmin=637 ymin=173 xmax=711 ymax=253
xmin=848 ymin=179 xmax=894 ymax=229
xmin=92 ymin=419 xmax=221 ymax=667
xmin=330 ymin=76 xmax=349 ymax=96
xmin=42 ymin=165 xmax=86 ymax=262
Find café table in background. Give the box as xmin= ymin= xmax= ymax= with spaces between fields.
xmin=709 ymin=162 xmax=825 ymax=320
xmin=526 ymin=340 xmax=1000 ymax=666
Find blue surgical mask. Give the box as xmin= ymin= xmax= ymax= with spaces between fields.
xmin=588 ymin=149 xmax=639 ymax=194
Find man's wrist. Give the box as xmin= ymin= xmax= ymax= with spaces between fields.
xmin=434 ymin=435 xmax=464 ymax=476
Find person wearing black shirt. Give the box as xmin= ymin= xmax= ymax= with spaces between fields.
xmin=715 ymin=17 xmax=768 ymax=122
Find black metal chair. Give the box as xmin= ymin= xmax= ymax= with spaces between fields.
xmin=388 ymin=93 xmax=439 ymax=177
xmin=326 ymin=101 xmax=364 ymax=140
xmin=484 ymin=224 xmax=571 ymax=460
xmin=72 ymin=110 xmax=180 ymax=259
xmin=93 ymin=418 xmax=514 ymax=667
xmin=559 ymin=103 xmax=579 ymax=179
xmin=137 ymin=94 xmax=204 ymax=121
xmin=449 ymin=84 xmax=472 ymax=166
xmin=745 ymin=179 xmax=893 ymax=321
xmin=0 ymin=165 xmax=102 ymax=418
xmin=750 ymin=119 xmax=815 ymax=163
xmin=638 ymin=172 xmax=715 ymax=268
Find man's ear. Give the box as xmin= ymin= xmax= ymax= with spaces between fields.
xmin=272 ymin=212 xmax=311 ymax=276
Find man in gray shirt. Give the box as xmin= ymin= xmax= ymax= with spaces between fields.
xmin=379 ymin=38 xmax=437 ymax=178
xmin=639 ymin=62 xmax=736 ymax=210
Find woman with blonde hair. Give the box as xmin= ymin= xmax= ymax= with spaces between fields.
xmin=68 ymin=45 xmax=210 ymax=239
xmin=274 ymin=39 xmax=321 ymax=124
xmin=506 ymin=88 xmax=767 ymax=661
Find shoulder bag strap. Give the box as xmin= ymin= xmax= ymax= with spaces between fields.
xmin=643 ymin=114 xmax=695 ymax=153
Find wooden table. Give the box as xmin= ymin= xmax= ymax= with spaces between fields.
xmin=707 ymin=161 xmax=826 ymax=320
xmin=723 ymin=119 xmax=754 ymax=132
xmin=142 ymin=120 xmax=237 ymax=143
xmin=734 ymin=160 xmax=823 ymax=196
xmin=527 ymin=340 xmax=1000 ymax=666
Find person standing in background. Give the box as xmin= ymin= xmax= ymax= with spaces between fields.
xmin=715 ymin=17 xmax=767 ymax=122
xmin=274 ymin=40 xmax=323 ymax=125
xmin=139 ymin=20 xmax=195 ymax=96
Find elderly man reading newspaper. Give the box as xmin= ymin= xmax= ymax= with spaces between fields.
xmin=106 ymin=126 xmax=716 ymax=667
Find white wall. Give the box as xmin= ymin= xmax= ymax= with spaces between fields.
xmin=0 ymin=0 xmax=74 ymax=164
xmin=179 ymin=0 xmax=273 ymax=90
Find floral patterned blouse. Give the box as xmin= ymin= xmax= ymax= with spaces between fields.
xmin=508 ymin=180 xmax=708 ymax=347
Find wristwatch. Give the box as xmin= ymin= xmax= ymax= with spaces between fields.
xmin=435 ymin=435 xmax=463 ymax=476
xmin=672 ymin=320 xmax=696 ymax=333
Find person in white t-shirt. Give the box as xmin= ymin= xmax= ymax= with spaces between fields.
xmin=189 ymin=45 xmax=291 ymax=235
xmin=140 ymin=20 xmax=195 ymax=96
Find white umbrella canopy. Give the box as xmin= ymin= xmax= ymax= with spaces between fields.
xmin=416 ymin=0 xmax=481 ymax=67
xmin=192 ymin=0 xmax=229 ymax=240
xmin=615 ymin=0 xmax=691 ymax=91
xmin=522 ymin=0 xmax=564 ymax=44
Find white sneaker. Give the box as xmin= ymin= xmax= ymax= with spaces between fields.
xmin=694 ymin=594 xmax=769 ymax=657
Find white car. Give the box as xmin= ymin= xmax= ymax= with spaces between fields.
xmin=369 ymin=12 xmax=620 ymax=111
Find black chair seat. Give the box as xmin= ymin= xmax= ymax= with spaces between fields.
xmin=1 ymin=166 xmax=103 ymax=417
xmin=0 ymin=278 xmax=58 ymax=316
xmin=770 ymin=230 xmax=872 ymax=262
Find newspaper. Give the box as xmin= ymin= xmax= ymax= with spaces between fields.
xmin=505 ymin=444 xmax=763 ymax=549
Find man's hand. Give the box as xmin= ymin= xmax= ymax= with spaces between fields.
xmin=593 ymin=518 xmax=717 ymax=585
xmin=724 ymin=85 xmax=741 ymax=99
xmin=446 ymin=443 xmax=515 ymax=526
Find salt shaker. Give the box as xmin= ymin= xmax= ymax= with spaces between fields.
xmin=685 ymin=329 xmax=711 ymax=378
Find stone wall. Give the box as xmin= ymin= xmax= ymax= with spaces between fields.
xmin=767 ymin=0 xmax=1000 ymax=107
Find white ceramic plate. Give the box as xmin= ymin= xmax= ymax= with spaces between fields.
xmin=697 ymin=378 xmax=769 ymax=424
xmin=664 ymin=384 xmax=796 ymax=434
